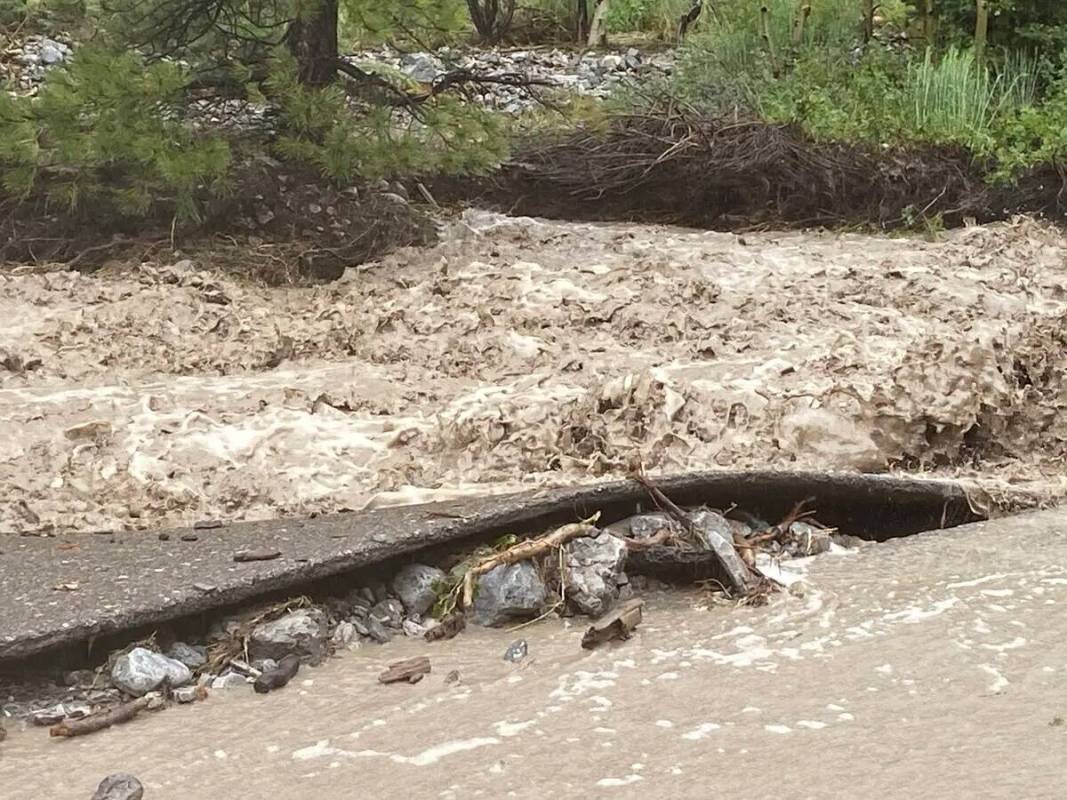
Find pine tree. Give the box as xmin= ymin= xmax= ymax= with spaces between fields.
xmin=0 ymin=0 xmax=510 ymax=225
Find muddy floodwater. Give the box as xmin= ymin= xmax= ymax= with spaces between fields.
xmin=3 ymin=213 xmax=1066 ymax=535
xmin=4 ymin=510 xmax=1066 ymax=798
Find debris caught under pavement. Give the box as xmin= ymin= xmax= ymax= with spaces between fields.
xmin=253 ymin=655 xmax=301 ymax=694
xmin=50 ymin=696 xmax=151 ymax=738
xmin=582 ymin=599 xmax=645 ymax=650
xmin=379 ymin=656 xmax=431 ymax=685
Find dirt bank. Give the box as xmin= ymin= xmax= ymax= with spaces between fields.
xmin=1 ymin=211 xmax=1065 ymax=534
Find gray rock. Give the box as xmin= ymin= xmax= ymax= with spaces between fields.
xmin=402 ymin=619 xmax=426 ymax=638
xmin=111 ymin=648 xmax=193 ymax=696
xmin=607 ymin=512 xmax=672 ymax=539
xmin=503 ymin=639 xmax=528 ymax=662
xmin=39 ymin=40 xmax=66 ymax=65
xmin=392 ymin=563 xmax=446 ymax=616
xmin=166 ymin=641 xmax=207 ymax=670
xmin=401 ymin=53 xmax=439 ymax=82
xmin=692 ymin=512 xmax=751 ymax=595
xmin=565 ymin=533 xmax=628 ymax=617
xmin=370 ymin=598 xmax=405 ymax=628
xmin=91 ymin=773 xmax=144 ymax=800
xmin=331 ymin=621 xmax=357 ymax=649
xmin=472 ymin=562 xmax=546 ymax=627
xmin=252 ymin=658 xmax=278 ymax=673
xmin=351 ymin=619 xmax=371 ymax=637
xmin=211 ymin=671 xmax=250 ymax=690
xmin=365 ymin=616 xmax=393 ymax=643
xmin=249 ymin=608 xmax=328 ymax=661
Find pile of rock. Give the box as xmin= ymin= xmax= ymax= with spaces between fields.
xmin=2 ymin=35 xmax=72 ymax=93
xmin=347 ymin=45 xmax=674 ymax=112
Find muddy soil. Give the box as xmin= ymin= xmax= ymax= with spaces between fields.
xmin=2 ymin=212 xmax=1065 ymax=534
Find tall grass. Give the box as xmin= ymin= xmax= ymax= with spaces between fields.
xmin=903 ymin=47 xmax=1039 ymax=140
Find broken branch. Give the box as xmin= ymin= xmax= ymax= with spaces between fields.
xmin=49 ymin=696 xmax=151 ymax=738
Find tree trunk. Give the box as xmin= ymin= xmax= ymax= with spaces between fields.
xmin=288 ymin=0 xmax=339 ymax=88
xmin=677 ymin=1 xmax=702 ymax=39
xmin=974 ymin=0 xmax=989 ymax=61
xmin=587 ymin=0 xmax=612 ymax=46
xmin=576 ymin=0 xmax=590 ymax=41
xmin=861 ymin=0 xmax=874 ymax=42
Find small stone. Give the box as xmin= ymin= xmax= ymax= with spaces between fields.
xmin=402 ymin=619 xmax=425 ymax=638
xmin=91 ymin=773 xmax=144 ymax=800
xmin=444 ymin=670 xmax=460 ymax=685
xmin=32 ymin=702 xmax=90 ymax=726
xmin=211 ymin=672 xmax=250 ymax=690
xmin=392 ymin=564 xmax=446 ymax=616
xmin=351 ymin=619 xmax=371 ymax=637
xmin=251 ymin=658 xmax=278 ymax=673
xmin=359 ymin=586 xmax=376 ymax=604
xmin=249 ymin=609 xmax=329 ymax=661
xmin=471 ymin=562 xmax=546 ymax=627
xmin=111 ymin=648 xmax=193 ymax=696
xmin=166 ymin=642 xmax=207 ymax=670
xmin=39 ymin=40 xmax=66 ymax=65
xmin=370 ymin=598 xmax=405 ymax=629
xmin=790 ymin=521 xmax=832 ymax=556
xmin=331 ymin=621 xmax=357 ymax=649
xmin=173 ymin=686 xmax=201 ymax=703
xmin=144 ymin=692 xmax=166 ymax=710
xmin=371 ymin=583 xmax=389 ymax=603
xmin=503 ymin=639 xmax=528 ymax=663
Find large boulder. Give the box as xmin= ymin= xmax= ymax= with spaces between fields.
xmin=392 ymin=563 xmax=446 ymax=616
xmin=249 ymin=608 xmax=328 ymax=661
xmin=111 ymin=648 xmax=192 ymax=696
xmin=565 ymin=533 xmax=628 ymax=617
xmin=472 ymin=562 xmax=546 ymax=627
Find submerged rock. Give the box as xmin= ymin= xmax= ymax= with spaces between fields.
xmin=111 ymin=648 xmax=192 ymax=696
xmin=504 ymin=639 xmax=528 ymax=662
xmin=91 ymin=773 xmax=144 ymax=800
xmin=392 ymin=563 xmax=446 ymax=616
xmin=565 ymin=533 xmax=628 ymax=616
xmin=472 ymin=562 xmax=546 ymax=627
xmin=249 ymin=609 xmax=328 ymax=661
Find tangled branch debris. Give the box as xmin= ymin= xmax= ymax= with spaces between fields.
xmin=456 ymin=514 xmax=601 ymax=609
xmin=469 ymin=101 xmax=1067 ymax=230
xmin=49 ymin=696 xmax=151 ymax=738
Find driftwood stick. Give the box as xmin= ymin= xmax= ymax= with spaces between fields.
xmin=50 ymin=696 xmax=151 ymax=738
